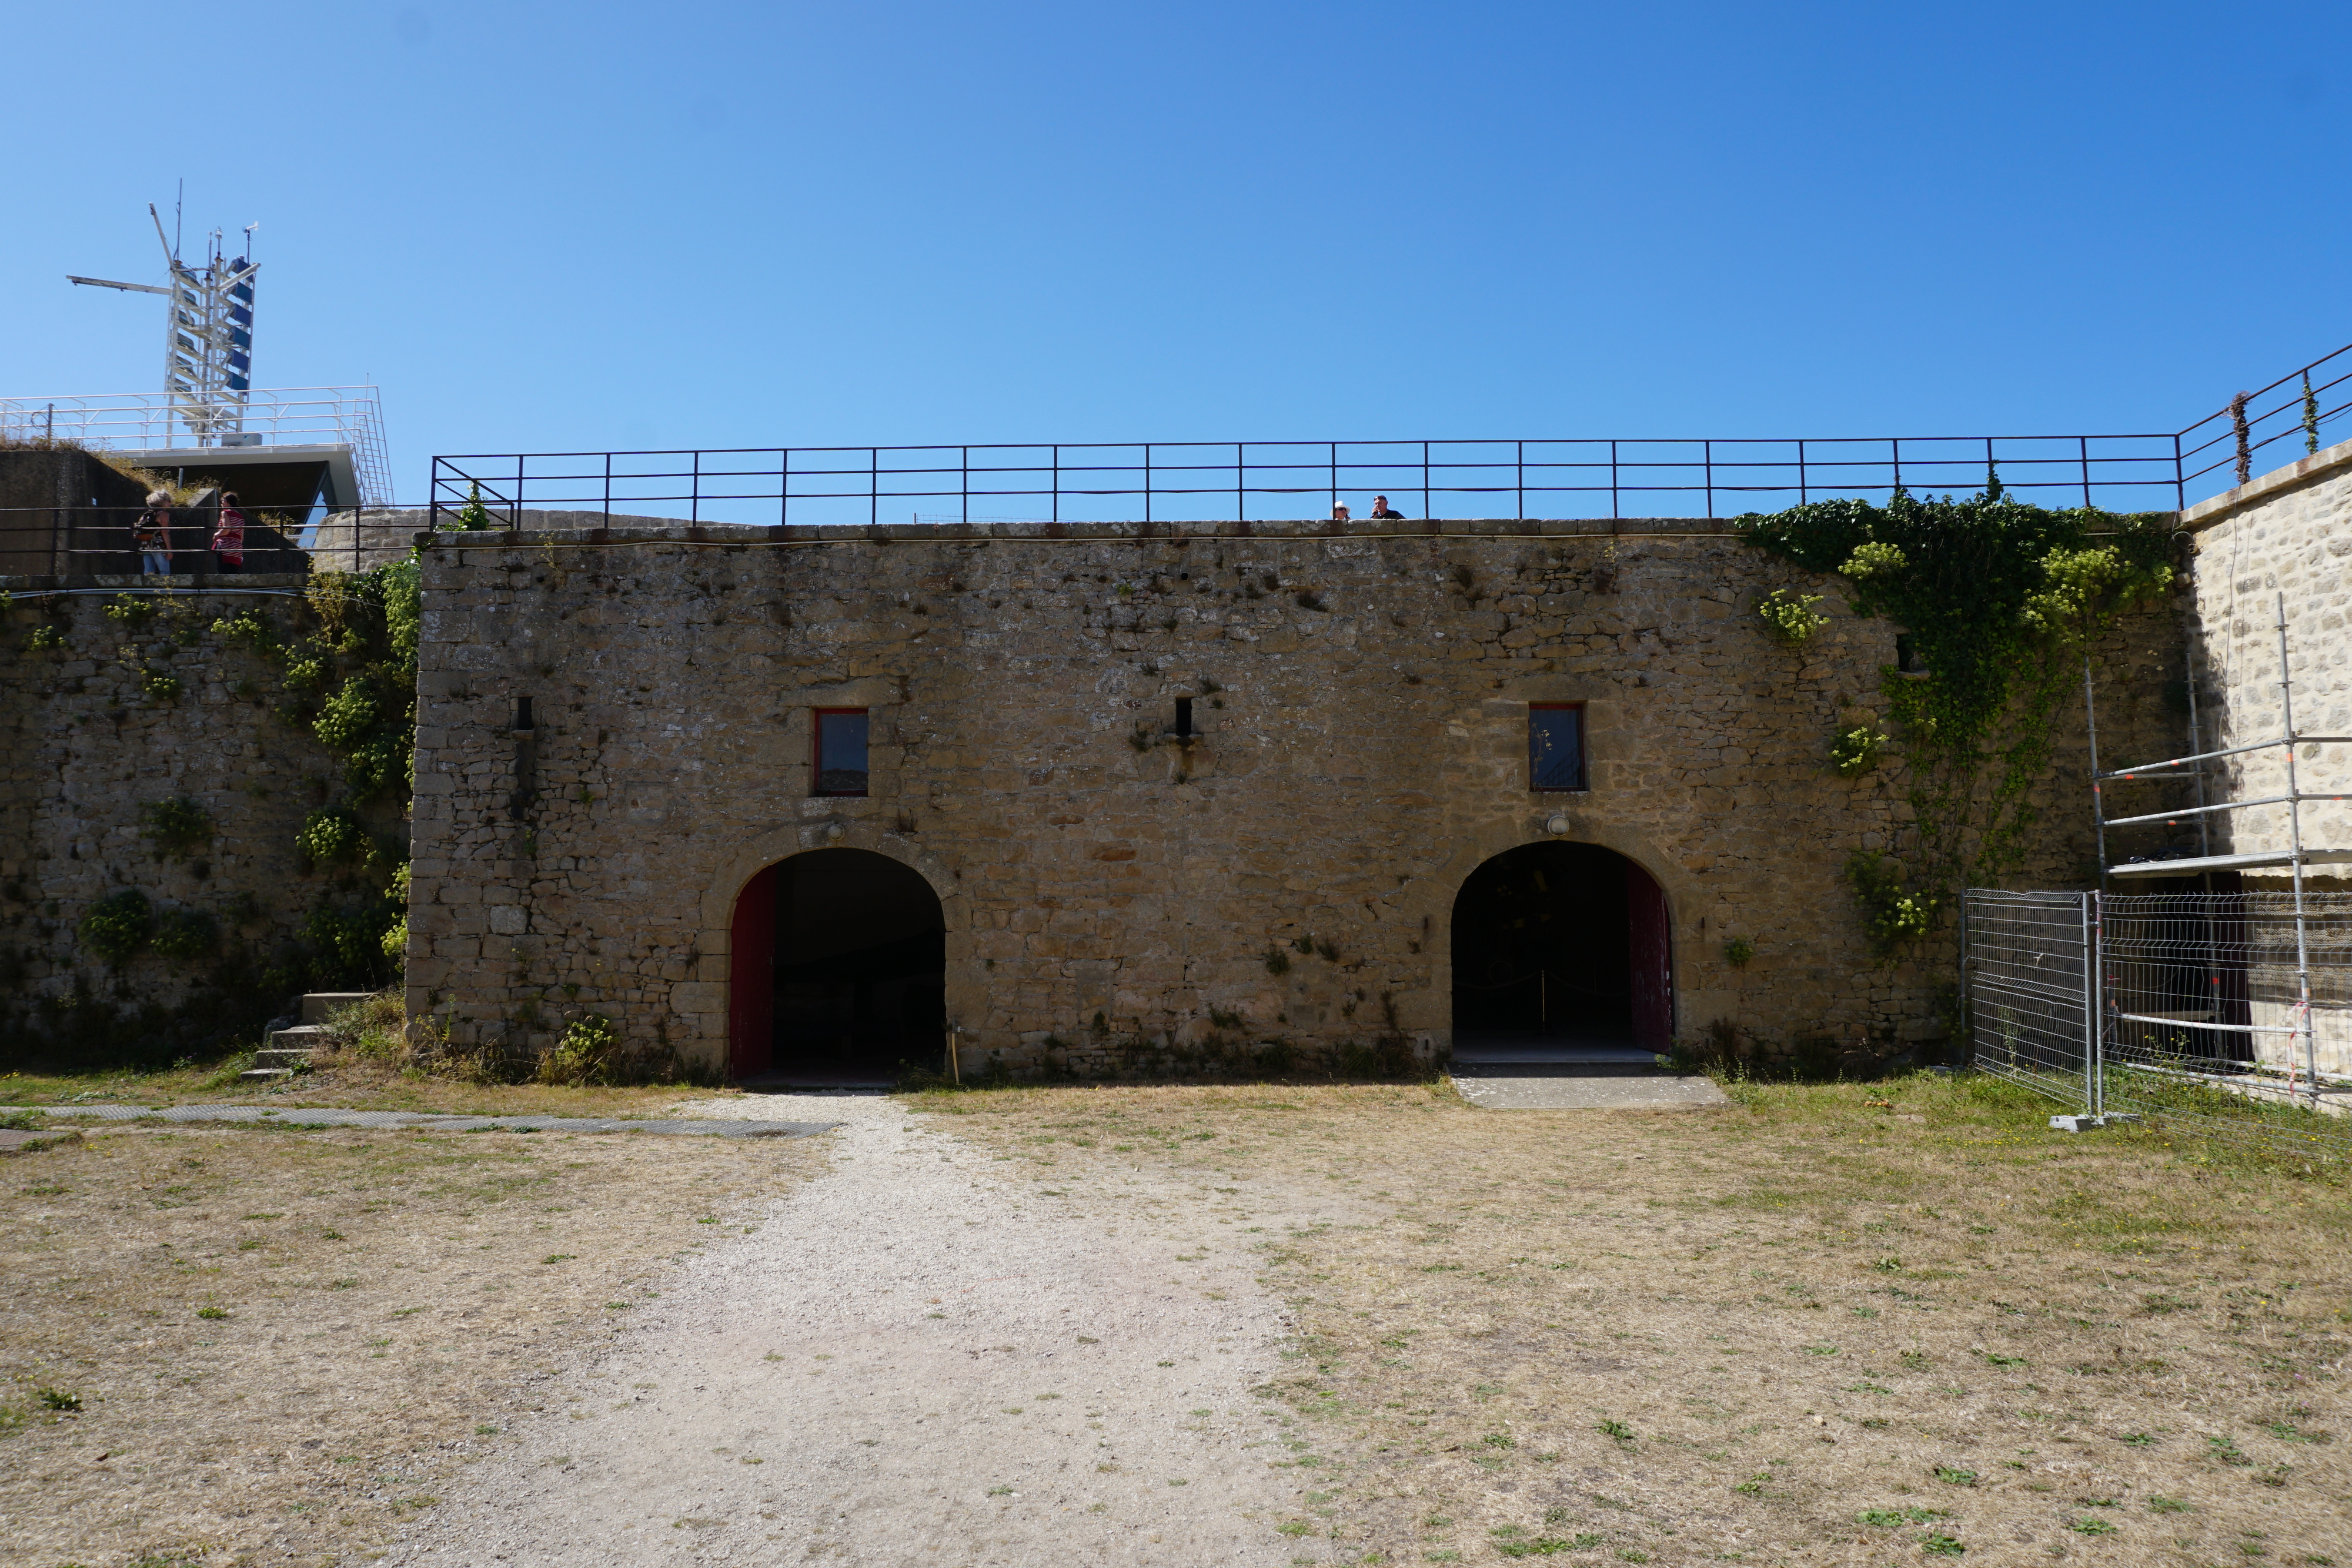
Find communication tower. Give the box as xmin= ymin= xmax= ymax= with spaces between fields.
xmin=68 ymin=202 xmax=260 ymax=445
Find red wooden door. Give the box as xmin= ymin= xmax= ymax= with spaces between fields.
xmin=1626 ymin=861 xmax=1673 ymax=1052
xmin=728 ymin=865 xmax=777 ymax=1079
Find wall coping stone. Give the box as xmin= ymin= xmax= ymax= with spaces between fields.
xmin=2180 ymin=435 xmax=2352 ymax=531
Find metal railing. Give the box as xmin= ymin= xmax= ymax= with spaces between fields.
xmin=2178 ymin=340 xmax=2352 ymax=500
xmin=428 ymin=434 xmax=2197 ymax=532
xmin=420 ymin=342 xmax=2352 ymax=531
xmin=0 ymin=386 xmax=393 ymax=507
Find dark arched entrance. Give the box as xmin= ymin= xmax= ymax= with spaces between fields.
xmin=727 ymin=849 xmax=946 ymax=1084
xmin=1449 ymin=841 xmax=1672 ymax=1064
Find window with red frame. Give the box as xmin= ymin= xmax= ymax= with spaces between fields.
xmin=813 ymin=708 xmax=870 ymax=796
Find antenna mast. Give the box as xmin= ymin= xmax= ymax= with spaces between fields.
xmin=68 ymin=200 xmax=260 ymax=446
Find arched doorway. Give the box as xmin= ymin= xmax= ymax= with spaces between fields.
xmin=1449 ymin=841 xmax=1672 ymax=1064
xmin=726 ymin=848 xmax=946 ymax=1084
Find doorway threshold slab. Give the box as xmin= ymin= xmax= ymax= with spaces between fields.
xmin=735 ymin=1071 xmax=898 ymax=1092
xmin=1449 ymin=1071 xmax=1729 ymax=1110
xmin=1451 ymin=1044 xmax=1661 ymax=1065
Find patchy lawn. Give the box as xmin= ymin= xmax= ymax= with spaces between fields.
xmin=0 ymin=1057 xmax=748 ymax=1121
xmin=908 ymin=1072 xmax=2352 ymax=1566
xmin=0 ymin=1118 xmax=826 ymax=1567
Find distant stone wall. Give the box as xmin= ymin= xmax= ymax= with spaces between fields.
xmin=2180 ymin=436 xmax=2352 ymax=867
xmin=405 ymin=517 xmax=2187 ymax=1078
xmin=0 ymin=576 xmax=392 ymax=1052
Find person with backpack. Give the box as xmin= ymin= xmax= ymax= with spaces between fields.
xmin=133 ymin=490 xmax=173 ymax=574
xmin=212 ymin=490 xmax=246 ymax=573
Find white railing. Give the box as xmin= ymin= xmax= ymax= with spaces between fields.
xmin=0 ymin=386 xmax=393 ymax=507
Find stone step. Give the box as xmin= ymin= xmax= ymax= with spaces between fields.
xmin=300 ymin=992 xmax=376 ymax=1025
xmin=238 ymin=1067 xmax=295 ymax=1081
xmin=268 ymin=1024 xmax=329 ymax=1052
xmin=253 ymin=1047 xmax=315 ymax=1069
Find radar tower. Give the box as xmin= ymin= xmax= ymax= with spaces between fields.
xmin=68 ymin=203 xmax=260 ymax=446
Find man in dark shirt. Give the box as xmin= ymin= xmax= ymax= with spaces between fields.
xmin=1369 ymin=495 xmax=1405 ymax=519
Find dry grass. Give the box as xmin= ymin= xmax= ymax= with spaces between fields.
xmin=0 ymin=1119 xmax=826 ymax=1566
xmin=908 ymin=1072 xmax=2352 ymax=1566
xmin=0 ymin=1056 xmax=752 ymax=1121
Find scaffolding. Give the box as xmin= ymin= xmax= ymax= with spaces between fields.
xmin=1966 ymin=594 xmax=2352 ymax=1157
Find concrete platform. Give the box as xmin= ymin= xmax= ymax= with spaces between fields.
xmin=1449 ymin=1068 xmax=1730 ymax=1110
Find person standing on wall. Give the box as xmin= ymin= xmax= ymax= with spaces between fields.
xmin=212 ymin=490 xmax=246 ymax=574
xmin=133 ymin=490 xmax=174 ymax=574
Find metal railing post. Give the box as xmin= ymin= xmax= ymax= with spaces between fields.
xmin=1704 ymin=439 xmax=1714 ymax=520
xmin=1798 ymin=438 xmax=1807 ymax=506
xmin=870 ymin=449 xmax=878 ymax=527
xmin=1516 ymin=439 xmax=1524 ymax=521
xmin=2090 ymin=890 xmax=2106 ymax=1120
xmin=1422 ymin=441 xmax=1431 ymax=522
xmin=1144 ymin=444 xmax=1152 ymax=527
xmin=1957 ymin=888 xmax=1971 ymax=1066
xmin=2277 ymin=591 xmax=2320 ymax=1106
xmin=1329 ymin=441 xmax=1338 ymax=516
xmin=1610 ymin=440 xmax=1619 ymax=520
xmin=691 ymin=449 xmax=701 ymax=525
xmin=2080 ymin=435 xmax=2092 ymax=509
xmin=2089 ymin=888 xmax=2107 ymax=1124
xmin=2086 ymin=654 xmax=2109 ymax=885
xmin=961 ymin=446 xmax=968 ymax=526
xmin=1052 ymin=445 xmax=1060 ymax=525
xmin=1237 ymin=443 xmax=1245 ymax=523
xmin=780 ymin=448 xmax=789 ymax=528
xmin=605 ymin=452 xmax=613 ymax=531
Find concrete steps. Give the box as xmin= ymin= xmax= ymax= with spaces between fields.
xmin=237 ymin=993 xmax=377 ymax=1081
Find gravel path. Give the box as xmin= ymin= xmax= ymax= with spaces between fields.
xmin=387 ymin=1093 xmax=1339 ymax=1566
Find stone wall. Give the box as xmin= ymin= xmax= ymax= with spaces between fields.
xmin=2175 ymin=439 xmax=2352 ymax=1078
xmin=2180 ymin=436 xmax=2352 ymax=865
xmin=0 ymin=575 xmax=389 ymax=1052
xmin=405 ymin=517 xmax=2188 ymax=1079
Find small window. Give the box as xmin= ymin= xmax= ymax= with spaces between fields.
xmin=813 ymin=708 xmax=869 ymax=796
xmin=1529 ymin=703 xmax=1586 ymax=792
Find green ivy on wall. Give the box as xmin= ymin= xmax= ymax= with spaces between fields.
xmin=1736 ymin=489 xmax=2175 ymax=963
xmin=202 ymin=553 xmax=423 ymax=992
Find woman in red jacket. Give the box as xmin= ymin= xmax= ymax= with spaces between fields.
xmin=212 ymin=491 xmax=246 ymax=573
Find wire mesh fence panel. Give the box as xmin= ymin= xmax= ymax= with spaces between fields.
xmin=1965 ymin=890 xmax=2092 ymax=1104
xmin=2101 ymin=891 xmax=2352 ymax=1164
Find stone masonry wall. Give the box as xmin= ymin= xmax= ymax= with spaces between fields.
xmin=2180 ymin=436 xmax=2352 ymax=867
xmin=405 ymin=518 xmax=2186 ymax=1078
xmin=0 ymin=576 xmax=380 ymax=1048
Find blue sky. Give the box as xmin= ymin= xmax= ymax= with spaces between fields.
xmin=2 ymin=1 xmax=2345 ymax=509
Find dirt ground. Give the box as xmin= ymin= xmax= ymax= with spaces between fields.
xmin=0 ymin=1118 xmax=824 ymax=1567
xmin=0 ymin=1055 xmax=736 ymax=1121
xmin=913 ymin=1074 xmax=2352 ymax=1567
xmin=5 ymin=1069 xmax=2347 ymax=1567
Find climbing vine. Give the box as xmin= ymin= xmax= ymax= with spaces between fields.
xmin=199 ymin=554 xmax=423 ymax=991
xmin=1736 ymin=489 xmax=2176 ymax=963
